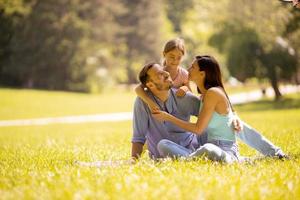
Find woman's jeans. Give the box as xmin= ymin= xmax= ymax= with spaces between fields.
xmin=236 ymin=122 xmax=283 ymax=156
xmin=157 ymin=139 xmax=238 ymax=163
xmin=157 ymin=121 xmax=283 ymax=162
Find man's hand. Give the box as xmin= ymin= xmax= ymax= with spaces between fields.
xmin=131 ymin=142 xmax=144 ymax=160
xmin=232 ymin=114 xmax=243 ymax=133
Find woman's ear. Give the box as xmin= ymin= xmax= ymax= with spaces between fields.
xmin=200 ymin=71 xmax=205 ymax=78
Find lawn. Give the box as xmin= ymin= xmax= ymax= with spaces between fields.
xmin=0 ymin=89 xmax=300 ymax=199
xmin=0 ymin=88 xmax=135 ymax=120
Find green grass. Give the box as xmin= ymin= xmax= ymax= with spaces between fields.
xmin=0 ymin=88 xmax=135 ymax=120
xmin=0 ymin=89 xmax=300 ymax=199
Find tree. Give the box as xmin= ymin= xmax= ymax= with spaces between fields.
xmin=209 ymin=0 xmax=299 ymax=100
xmin=164 ymin=0 xmax=194 ymax=33
xmin=0 ymin=0 xmax=125 ymax=92
xmin=118 ymin=0 xmax=163 ymax=83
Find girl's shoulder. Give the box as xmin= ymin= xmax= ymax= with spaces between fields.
xmin=178 ymin=66 xmax=188 ymax=74
xmin=177 ymin=67 xmax=188 ymax=79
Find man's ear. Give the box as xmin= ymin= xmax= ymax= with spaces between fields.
xmin=146 ymin=82 xmax=154 ymax=89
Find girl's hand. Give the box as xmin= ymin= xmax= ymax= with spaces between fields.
xmin=176 ymin=86 xmax=189 ymax=97
xmin=152 ymin=110 xmax=170 ymax=122
xmin=148 ymin=102 xmax=160 ymax=113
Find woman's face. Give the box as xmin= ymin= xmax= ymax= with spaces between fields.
xmin=163 ymin=48 xmax=183 ymax=68
xmin=188 ymin=60 xmax=204 ymax=83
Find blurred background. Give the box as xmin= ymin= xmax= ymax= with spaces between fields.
xmin=0 ymin=0 xmax=299 ymax=99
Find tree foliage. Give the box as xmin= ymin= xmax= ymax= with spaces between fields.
xmin=209 ymin=0 xmax=299 ymax=100
xmin=0 ymin=0 xmax=298 ymax=94
xmin=0 ymin=0 xmax=166 ymax=91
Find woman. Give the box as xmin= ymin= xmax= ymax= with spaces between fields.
xmin=153 ymin=55 xmax=239 ymax=163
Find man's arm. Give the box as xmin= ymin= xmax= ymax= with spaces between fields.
xmin=131 ymin=142 xmax=144 ymax=161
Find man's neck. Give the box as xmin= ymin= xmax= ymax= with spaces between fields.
xmin=151 ymin=89 xmax=170 ymax=102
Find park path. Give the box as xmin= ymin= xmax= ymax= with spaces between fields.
xmin=0 ymin=85 xmax=299 ymax=127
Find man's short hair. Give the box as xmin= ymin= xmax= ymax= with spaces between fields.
xmin=138 ymin=62 xmax=157 ymax=86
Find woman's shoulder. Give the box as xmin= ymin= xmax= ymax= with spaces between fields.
xmin=206 ymin=87 xmax=226 ymax=99
xmin=207 ymin=87 xmax=224 ymax=94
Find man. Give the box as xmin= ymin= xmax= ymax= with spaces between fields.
xmin=131 ymin=62 xmax=286 ymax=160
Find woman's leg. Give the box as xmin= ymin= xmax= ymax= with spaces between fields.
xmin=189 ymin=143 xmax=235 ymax=164
xmin=237 ymin=122 xmax=285 ymax=157
xmin=157 ymin=139 xmax=192 ymax=158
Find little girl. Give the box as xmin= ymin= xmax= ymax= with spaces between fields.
xmin=135 ymin=38 xmax=191 ymax=112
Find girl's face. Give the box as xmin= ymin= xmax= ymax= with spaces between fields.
xmin=163 ymin=48 xmax=183 ymax=68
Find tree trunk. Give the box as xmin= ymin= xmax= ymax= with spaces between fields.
xmin=270 ymin=77 xmax=282 ymax=100
xmin=126 ymin=50 xmax=137 ymax=84
xmin=267 ymin=66 xmax=282 ymax=101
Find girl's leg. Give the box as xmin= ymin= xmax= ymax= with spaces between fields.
xmin=189 ymin=143 xmax=235 ymax=164
xmin=157 ymin=139 xmax=192 ymax=158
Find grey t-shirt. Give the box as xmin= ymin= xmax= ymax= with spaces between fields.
xmin=132 ymin=89 xmax=202 ymax=159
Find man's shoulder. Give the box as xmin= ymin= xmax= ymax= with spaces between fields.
xmin=172 ymin=89 xmax=199 ymax=101
xmin=134 ymin=96 xmax=147 ymax=107
xmin=172 ymin=89 xmax=200 ymax=111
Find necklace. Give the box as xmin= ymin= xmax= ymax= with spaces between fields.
xmin=149 ymin=90 xmax=177 ymax=113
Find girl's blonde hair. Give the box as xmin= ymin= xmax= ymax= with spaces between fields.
xmin=163 ymin=38 xmax=185 ymax=55
xmin=162 ymin=38 xmax=185 ymax=66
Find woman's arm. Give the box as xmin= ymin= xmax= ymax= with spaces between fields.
xmin=153 ymin=89 xmax=219 ymax=134
xmin=135 ymin=84 xmax=160 ymax=112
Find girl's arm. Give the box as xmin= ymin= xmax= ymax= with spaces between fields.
xmin=135 ymin=84 xmax=160 ymax=112
xmin=153 ymin=89 xmax=219 ymax=134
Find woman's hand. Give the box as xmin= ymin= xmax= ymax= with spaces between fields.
xmin=232 ymin=113 xmax=243 ymax=133
xmin=152 ymin=110 xmax=170 ymax=122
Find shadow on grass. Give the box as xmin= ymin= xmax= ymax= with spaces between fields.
xmin=243 ymin=152 xmax=300 ymax=165
xmin=235 ymin=95 xmax=300 ymax=112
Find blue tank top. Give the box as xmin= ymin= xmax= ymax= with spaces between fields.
xmin=200 ymin=103 xmax=236 ymax=142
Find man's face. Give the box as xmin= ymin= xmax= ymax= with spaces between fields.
xmin=147 ymin=64 xmax=173 ymax=91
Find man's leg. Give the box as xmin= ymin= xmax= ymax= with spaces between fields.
xmin=237 ymin=122 xmax=286 ymax=157
xmin=157 ymin=139 xmax=192 ymax=158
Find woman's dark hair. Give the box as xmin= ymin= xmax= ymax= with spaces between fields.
xmin=195 ymin=55 xmax=235 ymax=112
